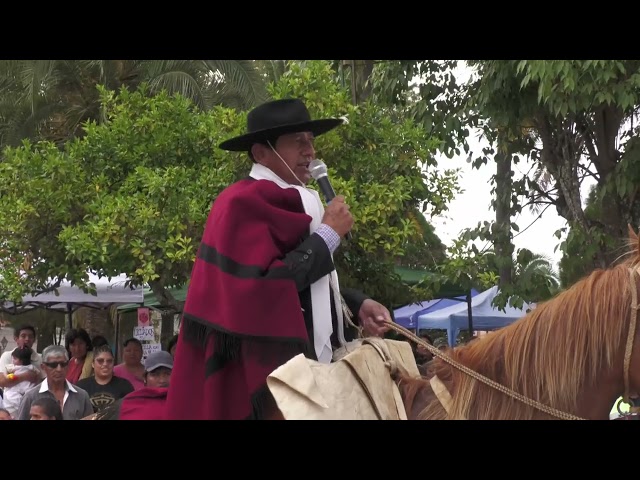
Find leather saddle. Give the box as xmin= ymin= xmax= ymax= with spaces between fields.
xmin=266 ymin=337 xmax=420 ymax=420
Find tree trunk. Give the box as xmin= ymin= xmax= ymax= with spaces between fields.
xmin=537 ymin=117 xmax=609 ymax=269
xmin=148 ymin=280 xmax=182 ymax=350
xmin=342 ymin=60 xmax=375 ymax=105
xmin=35 ymin=309 xmax=57 ymax=353
xmin=160 ymin=309 xmax=175 ymax=350
xmin=494 ymin=152 xmax=513 ymax=287
xmin=357 ymin=60 xmax=374 ymax=103
xmin=74 ymin=307 xmax=113 ymax=343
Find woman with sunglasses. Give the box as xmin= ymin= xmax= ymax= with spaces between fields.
xmin=76 ymin=345 xmax=135 ymax=414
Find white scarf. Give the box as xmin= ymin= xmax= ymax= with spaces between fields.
xmin=249 ymin=163 xmax=346 ymax=363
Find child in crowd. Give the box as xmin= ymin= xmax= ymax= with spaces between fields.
xmin=3 ymin=346 xmax=40 ymax=418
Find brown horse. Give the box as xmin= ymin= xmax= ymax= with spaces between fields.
xmin=393 ymin=228 xmax=640 ymax=420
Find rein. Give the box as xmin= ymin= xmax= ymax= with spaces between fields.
xmin=383 ymin=321 xmax=584 ymax=420
xmin=383 ymin=266 xmax=640 ymax=420
xmin=623 ymin=267 xmax=640 ymax=402
xmin=621 ymin=266 xmax=640 ymax=415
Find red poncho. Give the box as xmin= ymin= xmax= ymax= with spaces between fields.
xmin=119 ymin=387 xmax=168 ymax=420
xmin=165 ymin=178 xmax=313 ymax=420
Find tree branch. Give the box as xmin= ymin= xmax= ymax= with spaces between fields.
xmin=520 ymin=199 xmax=555 ymax=209
xmin=527 ymin=180 xmax=558 ymax=204
xmin=513 ymin=204 xmax=553 ymax=239
xmin=28 ymin=277 xmax=63 ymax=297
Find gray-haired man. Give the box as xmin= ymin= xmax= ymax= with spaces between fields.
xmin=17 ymin=345 xmax=93 ymax=420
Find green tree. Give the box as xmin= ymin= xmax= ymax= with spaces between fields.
xmin=266 ymin=60 xmax=461 ymax=306
xmin=397 ymin=207 xmax=447 ymax=269
xmin=557 ymin=184 xmax=603 ymax=286
xmin=0 ymin=60 xmax=268 ymax=152
xmin=372 ymin=60 xmax=640 ymax=302
xmin=0 ymin=85 xmax=249 ymax=344
xmin=512 ymin=249 xmax=560 ymax=302
xmin=471 ymin=60 xmax=640 ymax=288
xmin=0 ymin=61 xmax=460 ymax=339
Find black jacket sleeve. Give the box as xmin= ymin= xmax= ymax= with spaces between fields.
xmin=340 ymin=287 xmax=370 ymax=323
xmin=282 ymin=233 xmax=335 ymax=292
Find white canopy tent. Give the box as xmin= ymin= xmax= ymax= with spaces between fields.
xmin=1 ymin=273 xmax=145 ymax=328
xmin=416 ymin=285 xmax=536 ymax=346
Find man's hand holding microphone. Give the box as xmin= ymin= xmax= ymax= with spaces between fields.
xmin=322 ymin=195 xmax=353 ymax=239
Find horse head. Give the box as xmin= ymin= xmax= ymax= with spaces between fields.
xmin=395 ymin=224 xmax=640 ymax=420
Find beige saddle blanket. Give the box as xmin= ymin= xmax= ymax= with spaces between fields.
xmin=266 ymin=338 xmax=420 ymax=420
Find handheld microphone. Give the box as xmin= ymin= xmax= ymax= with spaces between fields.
xmin=309 ymin=159 xmax=352 ymax=241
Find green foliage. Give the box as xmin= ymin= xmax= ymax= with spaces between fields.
xmin=519 ymin=60 xmax=640 ymax=116
xmin=0 ymin=85 xmax=248 ymax=305
xmin=413 ymin=235 xmax=498 ymax=302
xmin=400 ymin=208 xmax=447 ymax=268
xmin=369 ymin=60 xmax=473 ymax=159
xmin=557 ymin=185 xmax=620 ymax=287
xmin=507 ymin=248 xmax=560 ymax=306
xmin=0 ymin=60 xmax=269 ymax=155
xmin=456 ymin=224 xmax=560 ymax=310
xmin=0 ymin=140 xmax=89 ymax=299
xmin=267 ymin=61 xmax=461 ymax=306
xmin=61 ymin=87 xmax=249 ymax=293
xmin=515 ymin=60 xmax=640 ymax=282
xmin=0 ymin=62 xmax=460 ymax=313
xmin=369 ymin=59 xmax=640 ymax=303
xmin=369 ymin=60 xmax=532 ymax=307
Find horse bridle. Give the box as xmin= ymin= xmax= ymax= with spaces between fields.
xmin=621 ymin=266 xmax=640 ymax=412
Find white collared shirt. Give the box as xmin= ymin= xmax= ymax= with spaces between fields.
xmin=38 ymin=377 xmax=77 ymax=408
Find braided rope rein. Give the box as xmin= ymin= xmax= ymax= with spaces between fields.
xmin=623 ymin=267 xmax=640 ymax=406
xmin=382 ymin=320 xmax=584 ymax=420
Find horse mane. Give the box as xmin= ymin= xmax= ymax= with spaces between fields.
xmin=398 ymin=226 xmax=640 ymax=420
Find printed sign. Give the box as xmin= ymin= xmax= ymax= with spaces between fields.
xmin=142 ymin=342 xmax=161 ymax=359
xmin=133 ymin=326 xmax=155 ymax=341
xmin=137 ymin=307 xmax=151 ymax=327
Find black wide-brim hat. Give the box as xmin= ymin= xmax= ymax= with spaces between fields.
xmin=218 ymin=98 xmax=344 ymax=152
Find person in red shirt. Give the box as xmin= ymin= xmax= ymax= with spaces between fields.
xmin=65 ymin=328 xmax=94 ymax=384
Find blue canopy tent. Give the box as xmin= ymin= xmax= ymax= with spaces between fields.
xmin=391 ymin=267 xmax=476 ymax=331
xmin=416 ymin=286 xmax=535 ymax=346
xmin=393 ymin=300 xmax=439 ymax=329
xmin=393 ymin=289 xmax=480 ymax=330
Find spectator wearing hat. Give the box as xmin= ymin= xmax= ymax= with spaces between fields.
xmin=96 ymin=350 xmax=173 ymax=420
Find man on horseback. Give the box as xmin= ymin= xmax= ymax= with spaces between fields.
xmin=165 ymin=98 xmax=392 ymax=420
